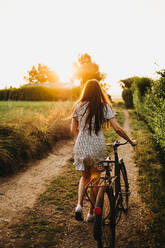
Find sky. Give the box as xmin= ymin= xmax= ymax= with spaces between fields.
xmin=0 ymin=0 xmax=165 ymax=97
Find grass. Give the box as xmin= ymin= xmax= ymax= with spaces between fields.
xmin=0 ymin=101 xmax=73 ymax=176
xmin=129 ymin=110 xmax=165 ymax=247
xmin=0 ymin=106 xmax=125 ymax=247
xmin=0 ymin=101 xmax=73 ymax=124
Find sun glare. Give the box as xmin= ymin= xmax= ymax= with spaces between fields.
xmin=55 ymin=64 xmax=73 ymax=83
xmin=0 ymin=0 xmax=165 ymax=97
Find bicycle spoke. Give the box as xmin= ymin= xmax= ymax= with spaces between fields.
xmin=94 ymin=189 xmax=115 ymax=248
xmin=102 ymin=193 xmax=112 ymax=247
xmin=120 ymin=162 xmax=130 ymax=211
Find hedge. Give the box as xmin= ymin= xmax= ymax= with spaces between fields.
xmin=132 ymin=77 xmax=165 ymax=158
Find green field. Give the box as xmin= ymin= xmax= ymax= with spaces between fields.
xmin=0 ymin=101 xmax=73 ymax=123
xmin=0 ymin=101 xmax=73 ymax=176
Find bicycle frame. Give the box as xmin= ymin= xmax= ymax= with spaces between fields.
xmin=85 ymin=140 xmax=128 ymax=213
xmin=85 ymin=168 xmax=116 ymax=210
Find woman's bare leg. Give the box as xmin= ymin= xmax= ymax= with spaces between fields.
xmin=89 ymin=167 xmax=100 ymax=214
xmin=89 ymin=187 xmax=98 ymax=214
xmin=77 ymin=166 xmax=91 ymax=207
xmin=75 ymin=166 xmax=91 ymax=220
xmin=76 ymin=166 xmax=100 ymax=221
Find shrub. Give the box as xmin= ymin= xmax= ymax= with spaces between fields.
xmin=0 ymin=101 xmax=73 ymax=176
xmin=132 ymin=76 xmax=165 ymax=157
xmin=120 ymin=76 xmax=139 ymax=108
xmin=133 ymin=77 xmax=152 ymax=97
xmin=122 ymin=88 xmax=133 ymax=108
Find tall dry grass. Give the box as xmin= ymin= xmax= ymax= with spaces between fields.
xmin=0 ymin=101 xmax=73 ymax=176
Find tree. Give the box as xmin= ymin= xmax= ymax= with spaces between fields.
xmin=24 ymin=64 xmax=60 ymax=84
xmin=122 ymin=88 xmax=134 ymax=108
xmin=73 ymin=53 xmax=106 ymax=86
xmin=120 ymin=77 xmax=138 ymax=108
xmin=120 ymin=76 xmax=138 ymax=89
xmin=156 ymin=69 xmax=165 ymax=78
xmin=133 ymin=77 xmax=152 ymax=97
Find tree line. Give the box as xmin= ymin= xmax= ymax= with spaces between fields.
xmin=0 ymin=85 xmax=81 ymax=101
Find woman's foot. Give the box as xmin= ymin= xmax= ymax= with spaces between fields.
xmin=75 ymin=204 xmax=83 ymax=221
xmin=86 ymin=212 xmax=95 ymax=222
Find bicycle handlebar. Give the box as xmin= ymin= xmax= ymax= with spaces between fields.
xmin=106 ymin=140 xmax=128 ymax=147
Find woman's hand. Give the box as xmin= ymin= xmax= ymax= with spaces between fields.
xmin=129 ymin=139 xmax=137 ymax=146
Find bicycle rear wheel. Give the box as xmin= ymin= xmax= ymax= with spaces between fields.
xmin=119 ymin=160 xmax=130 ymax=211
xmin=93 ymin=187 xmax=115 ymax=248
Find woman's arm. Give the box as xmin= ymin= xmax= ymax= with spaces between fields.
xmin=109 ymin=118 xmax=136 ymax=146
xmin=71 ymin=117 xmax=79 ymax=136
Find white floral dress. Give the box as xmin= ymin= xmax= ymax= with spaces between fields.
xmin=72 ymin=102 xmax=115 ymax=171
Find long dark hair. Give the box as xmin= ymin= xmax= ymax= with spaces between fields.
xmin=75 ymin=79 xmax=111 ymax=135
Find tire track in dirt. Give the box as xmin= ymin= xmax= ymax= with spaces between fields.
xmin=0 ymin=140 xmax=74 ymax=227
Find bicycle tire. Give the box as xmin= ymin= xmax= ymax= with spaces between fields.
xmin=119 ymin=160 xmax=130 ymax=211
xmin=93 ymin=187 xmax=115 ymax=248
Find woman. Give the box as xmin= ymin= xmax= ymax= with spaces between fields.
xmin=71 ymin=79 xmax=136 ymax=222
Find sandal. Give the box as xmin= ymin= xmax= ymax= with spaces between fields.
xmin=86 ymin=212 xmax=95 ymax=222
xmin=75 ymin=211 xmax=84 ymax=221
xmin=75 ymin=204 xmax=83 ymax=221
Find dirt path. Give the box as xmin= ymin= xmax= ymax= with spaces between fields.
xmin=58 ymin=109 xmax=151 ymax=248
xmin=115 ymin=110 xmax=150 ymax=247
xmin=0 ymin=139 xmax=74 ymax=227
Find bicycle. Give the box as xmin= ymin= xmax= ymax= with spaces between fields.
xmin=85 ymin=140 xmax=131 ymax=248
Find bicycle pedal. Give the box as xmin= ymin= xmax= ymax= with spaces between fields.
xmin=97 ymin=164 xmax=105 ymax=172
xmin=120 ymin=191 xmax=131 ymax=196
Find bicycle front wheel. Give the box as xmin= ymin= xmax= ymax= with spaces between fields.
xmin=93 ymin=187 xmax=115 ymax=248
xmin=119 ymin=160 xmax=130 ymax=211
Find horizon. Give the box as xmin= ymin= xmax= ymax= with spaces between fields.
xmin=0 ymin=0 xmax=165 ymax=97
